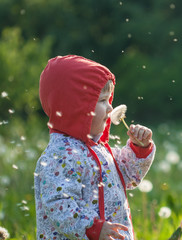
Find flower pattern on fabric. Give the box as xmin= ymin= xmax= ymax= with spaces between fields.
xmin=34 ymin=133 xmax=155 ymax=240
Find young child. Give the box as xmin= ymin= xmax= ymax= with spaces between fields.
xmin=34 ymin=55 xmax=156 ymax=240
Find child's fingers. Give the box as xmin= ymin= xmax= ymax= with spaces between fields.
xmin=143 ymin=128 xmax=152 ymax=139
xmin=137 ymin=128 xmax=146 ymax=140
xmin=112 ymin=223 xmax=128 ymax=231
xmin=130 ymin=124 xmax=152 ymax=140
xmin=129 ymin=124 xmax=135 ymax=133
xmin=107 ymin=230 xmax=125 ymax=239
xmin=99 ymin=222 xmax=128 ymax=240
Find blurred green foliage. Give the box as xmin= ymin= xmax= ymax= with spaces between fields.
xmin=1 ymin=0 xmax=182 ymax=127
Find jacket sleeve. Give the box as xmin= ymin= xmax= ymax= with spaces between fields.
xmin=37 ymin=147 xmax=101 ymax=240
xmin=111 ymin=139 xmax=156 ymax=189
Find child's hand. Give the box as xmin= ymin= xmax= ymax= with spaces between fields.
xmin=99 ymin=221 xmax=128 ymax=240
xmin=127 ymin=124 xmax=152 ymax=148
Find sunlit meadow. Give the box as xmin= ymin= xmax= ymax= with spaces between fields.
xmin=0 ymin=116 xmax=182 ymax=239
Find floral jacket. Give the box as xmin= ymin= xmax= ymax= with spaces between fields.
xmin=34 ymin=133 xmax=155 ymax=240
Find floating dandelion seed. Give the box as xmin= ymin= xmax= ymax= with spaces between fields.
xmin=172 ymin=80 xmax=175 ymax=83
xmin=56 ymin=111 xmax=62 ymax=117
xmin=0 ymin=226 xmax=10 ymax=240
xmin=90 ymin=111 xmax=96 ymax=116
xmin=20 ymin=136 xmax=26 ymax=141
xmin=109 ymin=134 xmax=121 ymax=140
xmin=1 ymin=92 xmax=8 ymax=98
xmin=63 ymin=193 xmax=69 ymax=198
xmin=8 ymin=109 xmax=15 ymax=114
xmin=34 ymin=172 xmax=39 ymax=177
xmin=72 ymin=149 xmax=78 ymax=154
xmin=138 ymin=179 xmax=153 ymax=193
xmin=40 ymin=161 xmax=47 ymax=167
xmin=119 ymin=2 xmax=122 ymax=6
xmin=12 ymin=164 xmax=18 ymax=170
xmin=138 ymin=96 xmax=144 ymax=100
xmin=126 ymin=18 xmax=129 ymax=22
xmin=20 ymin=206 xmax=29 ymax=211
xmin=111 ymin=105 xmax=144 ymax=146
xmin=173 ymin=38 xmax=178 ymax=42
xmin=142 ymin=65 xmax=146 ymax=69
xmin=129 ymin=193 xmax=134 ymax=197
xmin=128 ymin=33 xmax=132 ymax=38
xmin=158 ymin=206 xmax=171 ymax=218
xmin=91 ymin=50 xmax=95 ymax=53
xmin=87 ymin=111 xmax=96 ymax=117
xmin=47 ymin=122 xmax=53 ymax=129
xmin=87 ymin=134 xmax=93 ymax=139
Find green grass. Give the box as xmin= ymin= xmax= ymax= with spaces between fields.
xmin=0 ymin=120 xmax=182 ymax=239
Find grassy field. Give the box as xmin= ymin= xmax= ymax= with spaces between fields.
xmin=0 ymin=120 xmax=182 ymax=240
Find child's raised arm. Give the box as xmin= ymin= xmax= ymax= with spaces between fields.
xmin=111 ymin=125 xmax=156 ymax=189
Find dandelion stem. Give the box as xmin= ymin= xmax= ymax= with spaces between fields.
xmin=120 ymin=118 xmax=144 ymax=147
xmin=121 ymin=118 xmax=130 ymax=130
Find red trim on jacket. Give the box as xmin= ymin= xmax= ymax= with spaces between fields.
xmin=86 ymin=145 xmax=105 ymax=220
xmin=130 ymin=141 xmax=153 ymax=158
xmin=86 ymin=143 xmax=136 ymax=240
xmin=104 ymin=143 xmax=135 ymax=240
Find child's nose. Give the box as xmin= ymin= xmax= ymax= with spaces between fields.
xmin=107 ymin=104 xmax=113 ymax=113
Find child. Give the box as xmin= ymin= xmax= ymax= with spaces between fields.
xmin=34 ymin=55 xmax=156 ymax=240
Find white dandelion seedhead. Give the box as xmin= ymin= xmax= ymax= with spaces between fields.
xmin=0 ymin=226 xmax=10 ymax=240
xmin=111 ymin=104 xmax=144 ymax=146
xmin=138 ymin=179 xmax=153 ymax=193
xmin=166 ymin=150 xmax=180 ymax=164
xmin=111 ymin=104 xmax=127 ymax=125
xmin=158 ymin=206 xmax=172 ymax=219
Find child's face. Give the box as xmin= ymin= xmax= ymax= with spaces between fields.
xmin=90 ymin=90 xmax=113 ymax=137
